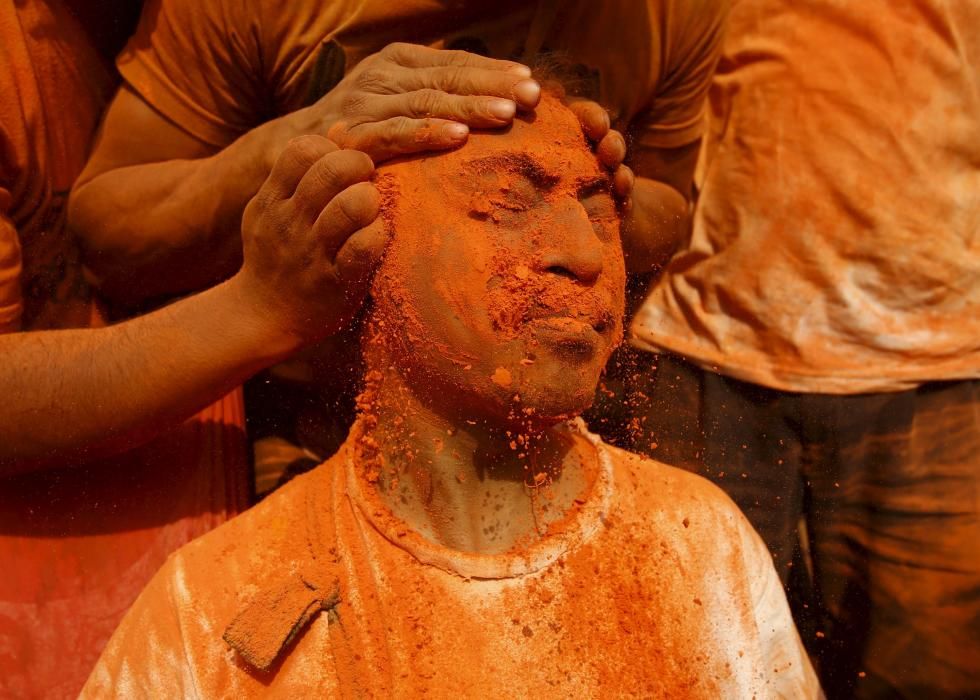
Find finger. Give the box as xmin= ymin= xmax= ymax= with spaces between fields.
xmin=596 ymin=130 xmax=627 ymax=170
xmin=292 ymin=150 xmax=375 ymax=219
xmin=381 ymin=42 xmax=531 ymax=76
xmin=613 ymin=164 xmax=635 ymax=199
xmin=264 ymin=135 xmax=338 ymax=199
xmin=398 ymin=66 xmax=541 ymax=109
xmin=334 ymin=218 xmax=391 ymax=290
xmin=339 ymin=117 xmax=469 ymax=162
xmin=568 ymin=100 xmax=611 ymax=142
xmin=374 ymin=90 xmax=518 ymax=128
xmin=312 ymin=181 xmax=381 ymax=258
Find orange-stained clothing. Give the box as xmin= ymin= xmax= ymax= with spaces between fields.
xmin=82 ymin=423 xmax=820 ymax=698
xmin=0 ymin=3 xmax=249 ymax=698
xmin=0 ymin=0 xmax=112 ymax=333
xmin=117 ymin=0 xmax=726 ymax=157
xmin=633 ymin=0 xmax=980 ymax=394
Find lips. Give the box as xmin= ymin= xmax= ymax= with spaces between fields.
xmin=527 ymin=306 xmax=614 ymax=334
xmin=529 ymin=316 xmax=607 ymax=357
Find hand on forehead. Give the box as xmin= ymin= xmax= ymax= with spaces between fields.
xmin=378 ymin=93 xmax=606 ymax=195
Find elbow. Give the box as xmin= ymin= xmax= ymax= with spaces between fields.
xmin=68 ymin=180 xmax=123 ymax=277
xmin=67 ymin=180 xmax=157 ymax=307
xmin=622 ymin=178 xmax=691 ymax=276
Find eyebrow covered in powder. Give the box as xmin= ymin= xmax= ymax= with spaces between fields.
xmin=465 ymin=153 xmax=559 ymax=188
xmin=465 ymin=152 xmax=610 ymax=195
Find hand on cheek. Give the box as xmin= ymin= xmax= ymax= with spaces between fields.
xmin=568 ymin=99 xmax=634 ymax=205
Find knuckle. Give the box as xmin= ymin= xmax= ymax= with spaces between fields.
xmin=382 ymin=42 xmax=408 ymax=59
xmin=277 ymin=135 xmax=330 ymax=173
xmin=241 ymin=198 xmax=262 ymax=230
xmin=250 ymin=183 xmax=276 ymax=211
xmin=341 ymin=92 xmax=369 ymax=117
xmin=408 ymin=89 xmax=442 ymax=117
xmin=264 ymin=204 xmax=294 ymax=241
xmin=357 ymin=69 xmax=389 ymax=93
xmin=336 ymin=186 xmax=377 ymax=229
xmin=386 ymin=117 xmax=415 ymax=145
xmin=444 ymin=49 xmax=477 ymax=67
xmin=443 ymin=66 xmax=468 ymax=92
xmin=312 ymin=157 xmax=345 ymax=190
xmin=284 ymin=134 xmax=329 ymax=159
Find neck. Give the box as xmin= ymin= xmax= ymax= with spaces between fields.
xmin=355 ymin=363 xmax=596 ymax=554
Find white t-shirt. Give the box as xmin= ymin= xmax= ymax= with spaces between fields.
xmin=83 ymin=421 xmax=821 ymax=698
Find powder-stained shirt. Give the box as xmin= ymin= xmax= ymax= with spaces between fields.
xmin=0 ymin=4 xmax=249 ymax=698
xmin=633 ymin=0 xmax=980 ymax=394
xmin=82 ymin=423 xmax=821 ymax=698
xmin=117 ymin=0 xmax=726 ymax=159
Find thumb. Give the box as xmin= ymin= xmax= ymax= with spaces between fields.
xmin=334 ymin=218 xmax=392 ymax=297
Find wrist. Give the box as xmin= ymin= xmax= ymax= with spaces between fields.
xmin=217 ymin=273 xmax=307 ymax=365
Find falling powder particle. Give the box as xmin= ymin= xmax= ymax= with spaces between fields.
xmin=491 ymin=367 xmax=512 ymax=387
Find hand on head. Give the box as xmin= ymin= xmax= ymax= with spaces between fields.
xmin=279 ymin=41 xmax=632 ymax=203
xmin=567 ymin=98 xmax=634 ymax=206
xmin=233 ymin=135 xmax=388 ymax=348
xmin=239 ymin=55 xmax=633 ymax=360
xmin=290 ymin=42 xmax=541 ymax=163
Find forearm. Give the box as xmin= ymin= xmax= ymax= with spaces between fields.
xmin=69 ymin=116 xmax=296 ymax=305
xmin=621 ymin=176 xmax=690 ymax=276
xmin=0 ymin=275 xmax=296 ymax=475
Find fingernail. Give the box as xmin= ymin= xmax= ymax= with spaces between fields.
xmin=508 ymin=64 xmax=532 ymax=77
xmin=513 ymin=80 xmax=541 ymax=108
xmin=488 ymin=99 xmax=516 ymax=121
xmin=444 ymin=123 xmax=469 ymax=140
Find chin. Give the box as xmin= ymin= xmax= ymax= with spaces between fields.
xmin=511 ymin=381 xmax=598 ymax=427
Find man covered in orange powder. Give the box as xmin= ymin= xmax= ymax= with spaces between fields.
xmin=82 ymin=94 xmax=821 ymax=699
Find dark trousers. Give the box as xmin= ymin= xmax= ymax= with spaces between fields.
xmin=589 ymin=349 xmax=980 ymax=699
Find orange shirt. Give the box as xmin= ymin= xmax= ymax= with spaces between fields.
xmin=0 ymin=0 xmax=111 ymax=333
xmin=0 ymin=3 xmax=248 ymax=698
xmin=117 ymin=0 xmax=726 ymax=158
xmin=633 ymin=0 xmax=980 ymax=394
xmin=82 ymin=423 xmax=820 ymax=698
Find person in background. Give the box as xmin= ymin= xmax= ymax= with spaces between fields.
xmin=2 ymin=1 xmax=407 ymax=696
xmin=627 ymin=1 xmax=980 ymax=697
xmin=68 ymin=0 xmax=727 ymax=493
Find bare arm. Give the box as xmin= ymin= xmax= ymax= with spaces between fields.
xmin=70 ymin=44 xmax=541 ymax=308
xmin=0 ymin=276 xmax=288 ymax=474
xmin=3 ymin=136 xmax=386 ymax=475
xmin=70 ymin=86 xmax=284 ymax=304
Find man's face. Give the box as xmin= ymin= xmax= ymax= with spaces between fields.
xmin=371 ymin=94 xmax=625 ymax=425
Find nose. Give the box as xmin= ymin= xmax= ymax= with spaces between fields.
xmin=537 ymin=198 xmax=604 ymax=286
